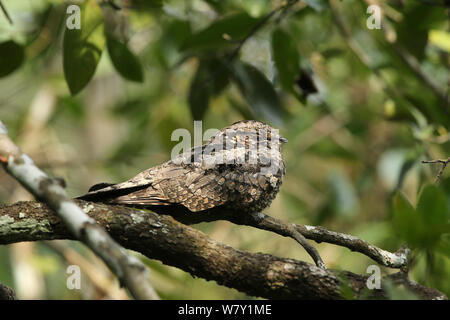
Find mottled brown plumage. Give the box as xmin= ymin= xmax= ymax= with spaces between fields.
xmin=78 ymin=120 xmax=287 ymax=214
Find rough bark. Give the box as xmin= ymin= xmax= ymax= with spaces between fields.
xmin=0 ymin=200 xmax=446 ymax=300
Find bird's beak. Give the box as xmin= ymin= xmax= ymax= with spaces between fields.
xmin=280 ymin=137 xmax=288 ymax=144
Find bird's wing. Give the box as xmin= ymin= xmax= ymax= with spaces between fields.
xmin=79 ymin=161 xmax=231 ymax=212
xmin=77 ymin=163 xmax=171 ymax=201
xmin=110 ymin=164 xmax=230 ymax=212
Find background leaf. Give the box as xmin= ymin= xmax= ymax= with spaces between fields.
xmin=0 ymin=40 xmax=25 ymax=77
xmin=271 ymin=28 xmax=301 ymax=95
xmin=395 ymin=2 xmax=448 ymax=60
xmin=230 ymin=60 xmax=284 ymax=126
xmin=181 ymin=12 xmax=259 ymax=51
xmin=416 ymin=184 xmax=450 ymax=243
xmin=188 ymin=57 xmax=229 ymax=120
xmin=63 ymin=0 xmax=105 ymax=95
xmin=106 ymin=34 xmax=144 ymax=82
xmin=393 ymin=192 xmax=422 ymax=247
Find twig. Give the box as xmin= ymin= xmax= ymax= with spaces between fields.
xmin=243 ymin=212 xmax=326 ymax=269
xmin=0 ymin=121 xmax=158 ymax=300
xmin=422 ymin=157 xmax=450 ymax=182
xmin=0 ymin=1 xmax=13 ymax=25
xmin=232 ymin=212 xmax=408 ymax=269
xmin=0 ymin=200 xmax=445 ymax=299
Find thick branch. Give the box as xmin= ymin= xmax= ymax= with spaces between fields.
xmin=0 ymin=200 xmax=445 ymax=300
xmin=0 ymin=121 xmax=158 ymax=300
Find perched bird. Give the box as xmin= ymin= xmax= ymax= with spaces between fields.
xmin=78 ymin=120 xmax=287 ymax=215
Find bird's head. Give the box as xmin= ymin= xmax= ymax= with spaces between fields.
xmin=224 ymin=120 xmax=288 ymax=146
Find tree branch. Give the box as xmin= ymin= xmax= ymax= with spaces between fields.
xmin=422 ymin=157 xmax=450 ymax=182
xmin=163 ymin=208 xmax=409 ymax=269
xmin=0 ymin=121 xmax=158 ymax=300
xmin=0 ymin=200 xmax=445 ymax=300
xmin=0 ymin=1 xmax=13 ymax=25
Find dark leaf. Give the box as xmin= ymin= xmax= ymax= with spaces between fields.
xmin=393 ymin=192 xmax=422 ymax=248
xmin=271 ymin=28 xmax=301 ymax=93
xmin=416 ymin=184 xmax=450 ymax=241
xmin=395 ymin=2 xmax=448 ymax=60
xmin=0 ymin=40 xmax=25 ymax=77
xmin=231 ymin=61 xmax=284 ymax=126
xmin=188 ymin=58 xmax=229 ymax=120
xmin=181 ymin=12 xmax=259 ymax=51
xmin=106 ymin=34 xmax=144 ymax=82
xmin=63 ymin=0 xmax=105 ymax=95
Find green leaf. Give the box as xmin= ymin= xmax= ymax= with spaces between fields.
xmin=416 ymin=184 xmax=450 ymax=240
xmin=231 ymin=61 xmax=284 ymax=126
xmin=188 ymin=58 xmax=229 ymax=120
xmin=0 ymin=40 xmax=25 ymax=77
xmin=436 ymin=233 xmax=450 ymax=259
xmin=392 ymin=192 xmax=422 ymax=247
xmin=271 ymin=28 xmax=300 ymax=94
xmin=63 ymin=0 xmax=105 ymax=95
xmin=393 ymin=186 xmax=450 ymax=249
xmin=106 ymin=34 xmax=144 ymax=82
xmin=181 ymin=12 xmax=259 ymax=51
xmin=189 ymin=63 xmax=210 ymax=121
xmin=395 ymin=2 xmax=448 ymax=61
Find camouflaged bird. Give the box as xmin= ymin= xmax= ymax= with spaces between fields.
xmin=78 ymin=120 xmax=287 ymax=214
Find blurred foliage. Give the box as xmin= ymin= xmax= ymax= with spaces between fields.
xmin=0 ymin=0 xmax=449 ymax=299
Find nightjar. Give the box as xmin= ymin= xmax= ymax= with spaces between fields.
xmin=78 ymin=120 xmax=287 ymax=215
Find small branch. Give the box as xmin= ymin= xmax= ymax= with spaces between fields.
xmin=422 ymin=157 xmax=450 ymax=182
xmin=168 ymin=209 xmax=409 ymax=269
xmin=0 ymin=1 xmax=13 ymax=25
xmin=246 ymin=212 xmax=326 ymax=269
xmin=0 ymin=200 xmax=445 ymax=299
xmin=0 ymin=121 xmax=158 ymax=300
xmin=247 ymin=213 xmax=408 ymax=269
